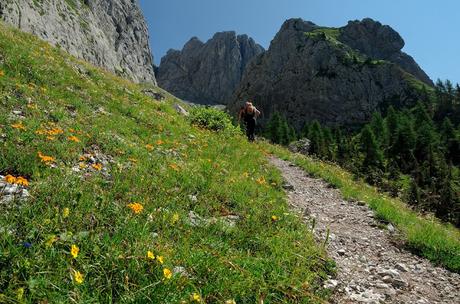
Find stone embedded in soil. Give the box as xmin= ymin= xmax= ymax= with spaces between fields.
xmin=269 ymin=157 xmax=460 ymax=304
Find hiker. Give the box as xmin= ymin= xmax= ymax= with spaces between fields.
xmin=238 ymin=101 xmax=261 ymax=141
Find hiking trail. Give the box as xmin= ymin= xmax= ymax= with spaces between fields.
xmin=269 ymin=157 xmax=460 ymax=304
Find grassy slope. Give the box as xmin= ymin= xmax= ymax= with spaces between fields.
xmin=0 ymin=23 xmax=331 ymax=303
xmin=263 ymin=144 xmax=460 ymax=273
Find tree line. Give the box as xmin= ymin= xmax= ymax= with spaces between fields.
xmin=264 ymin=80 xmax=460 ymax=226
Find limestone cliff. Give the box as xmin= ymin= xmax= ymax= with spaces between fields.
xmin=0 ymin=0 xmax=156 ymax=83
xmin=157 ymin=32 xmax=264 ymax=104
xmin=230 ymin=18 xmax=433 ymax=128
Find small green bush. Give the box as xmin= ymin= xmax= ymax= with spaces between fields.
xmin=189 ymin=106 xmax=240 ymax=134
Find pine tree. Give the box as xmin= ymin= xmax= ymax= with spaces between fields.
xmin=408 ymin=178 xmax=421 ymax=206
xmin=440 ymin=117 xmax=460 ymax=164
xmin=370 ymin=112 xmax=387 ymax=146
xmin=309 ymin=120 xmax=325 ymax=157
xmin=386 ymin=106 xmax=399 ymax=151
xmin=360 ymin=126 xmax=384 ymax=178
xmin=266 ymin=112 xmax=282 ymax=144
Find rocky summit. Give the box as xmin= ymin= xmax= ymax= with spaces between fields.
xmin=157 ymin=32 xmax=264 ymax=104
xmin=229 ymin=18 xmax=433 ymax=129
xmin=0 ymin=0 xmax=156 ymax=84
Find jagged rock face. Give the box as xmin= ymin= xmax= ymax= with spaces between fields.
xmin=157 ymin=32 xmax=264 ymax=104
xmin=339 ymin=19 xmax=433 ymax=86
xmin=0 ymin=0 xmax=156 ymax=84
xmin=230 ymin=18 xmax=432 ymax=129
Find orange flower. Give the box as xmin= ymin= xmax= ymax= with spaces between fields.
xmin=11 ymin=122 xmax=26 ymax=131
xmin=15 ymin=176 xmax=29 ymax=187
xmin=145 ymin=144 xmax=154 ymax=151
xmin=156 ymin=139 xmax=164 ymax=145
xmin=38 ymin=151 xmax=55 ymax=165
xmin=68 ymin=135 xmax=80 ymax=143
xmin=91 ymin=163 xmax=103 ymax=171
xmin=127 ymin=203 xmax=143 ymax=214
xmin=79 ymin=156 xmax=87 ymax=161
xmin=4 ymin=175 xmax=16 ymax=184
xmin=256 ymin=177 xmax=266 ymax=185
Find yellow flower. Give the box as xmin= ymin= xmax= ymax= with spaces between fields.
xmin=92 ymin=163 xmax=103 ymax=171
xmin=242 ymin=172 xmax=249 ymax=178
xmin=4 ymin=174 xmax=16 ymax=184
xmin=225 ymin=300 xmax=236 ymax=304
xmin=71 ymin=244 xmax=79 ymax=259
xmin=127 ymin=203 xmax=144 ymax=214
xmin=63 ymin=207 xmax=70 ymax=218
xmin=79 ymin=162 xmax=87 ymax=169
xmin=79 ymin=156 xmax=87 ymax=161
xmin=157 ymin=255 xmax=164 ymax=264
xmin=68 ymin=135 xmax=80 ymax=143
xmin=163 ymin=268 xmax=172 ymax=279
xmin=0 ymin=70 xmax=4 ymax=77
xmin=191 ymin=293 xmax=201 ymax=302
xmin=73 ymin=270 xmax=84 ymax=284
xmin=128 ymin=157 xmax=138 ymax=163
xmin=256 ymin=177 xmax=266 ymax=185
xmin=171 ymin=213 xmax=180 ymax=224
xmin=46 ymin=136 xmax=56 ymax=141
xmin=145 ymin=144 xmax=154 ymax=150
xmin=16 ymin=288 xmax=24 ymax=300
xmin=156 ymin=139 xmax=164 ymax=145
xmin=147 ymin=251 xmax=155 ymax=260
xmin=271 ymin=215 xmax=279 ymax=222
xmin=11 ymin=122 xmax=26 ymax=131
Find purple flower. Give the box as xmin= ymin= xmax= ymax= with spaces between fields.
xmin=23 ymin=242 xmax=32 ymax=248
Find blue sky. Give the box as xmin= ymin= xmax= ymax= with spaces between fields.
xmin=139 ymin=0 xmax=460 ymax=84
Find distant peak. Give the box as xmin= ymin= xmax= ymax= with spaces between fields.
xmin=280 ymin=18 xmax=318 ymax=32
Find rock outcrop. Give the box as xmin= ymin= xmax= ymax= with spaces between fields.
xmin=157 ymin=32 xmax=264 ymax=104
xmin=0 ymin=0 xmax=156 ymax=84
xmin=230 ymin=18 xmax=433 ymax=129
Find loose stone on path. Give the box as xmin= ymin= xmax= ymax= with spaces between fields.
xmin=269 ymin=157 xmax=460 ymax=304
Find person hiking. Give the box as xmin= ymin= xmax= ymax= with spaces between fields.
xmin=238 ymin=101 xmax=261 ymax=141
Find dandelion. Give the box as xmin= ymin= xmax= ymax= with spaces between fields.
xmin=191 ymin=293 xmax=201 ymax=302
xmin=91 ymin=163 xmax=103 ymax=171
xmin=38 ymin=151 xmax=55 ymax=165
xmin=4 ymin=174 xmax=16 ymax=184
xmin=15 ymin=176 xmax=29 ymax=187
xmin=169 ymin=163 xmax=179 ymax=171
xmin=127 ymin=202 xmax=143 ymax=214
xmin=79 ymin=163 xmax=87 ymax=169
xmin=70 ymin=244 xmax=79 ymax=258
xmin=242 ymin=172 xmax=249 ymax=178
xmin=147 ymin=250 xmax=155 ymax=260
xmin=145 ymin=144 xmax=154 ymax=150
xmin=271 ymin=215 xmax=279 ymax=222
xmin=157 ymin=255 xmax=164 ymax=264
xmin=163 ymin=268 xmax=172 ymax=279
xmin=11 ymin=122 xmax=26 ymax=131
xmin=73 ymin=270 xmax=84 ymax=284
xmin=63 ymin=207 xmax=70 ymax=218
xmin=68 ymin=135 xmax=80 ymax=143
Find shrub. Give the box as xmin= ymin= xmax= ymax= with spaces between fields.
xmin=189 ymin=106 xmax=240 ymax=134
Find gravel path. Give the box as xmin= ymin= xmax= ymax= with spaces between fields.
xmin=269 ymin=157 xmax=460 ymax=304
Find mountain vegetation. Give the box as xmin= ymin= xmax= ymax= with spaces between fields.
xmin=266 ymin=81 xmax=460 ymax=227
xmin=0 ymin=22 xmax=332 ymax=303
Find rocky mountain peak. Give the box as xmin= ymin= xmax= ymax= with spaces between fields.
xmin=157 ymin=31 xmax=264 ymax=104
xmin=229 ymin=17 xmax=433 ymax=129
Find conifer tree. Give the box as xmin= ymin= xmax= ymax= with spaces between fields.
xmin=360 ymin=125 xmax=384 ymax=178
xmin=309 ymin=120 xmax=325 ymax=157
xmin=370 ymin=112 xmax=387 ymax=146
xmin=266 ymin=112 xmax=282 ymax=144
